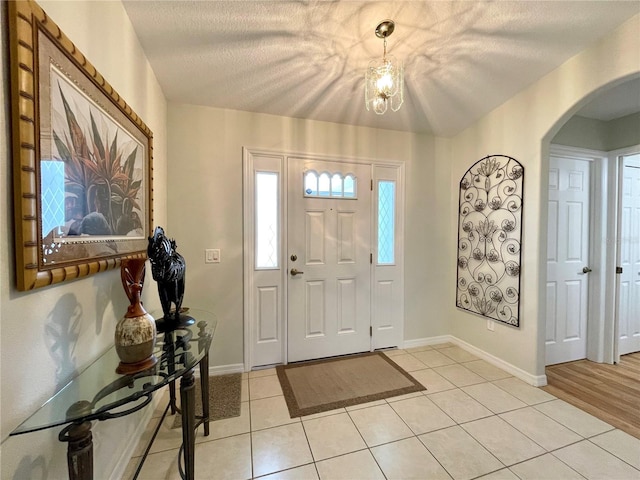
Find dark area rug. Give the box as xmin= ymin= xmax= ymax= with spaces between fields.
xmin=172 ymin=373 xmax=242 ymax=427
xmin=277 ymin=351 xmax=425 ymax=417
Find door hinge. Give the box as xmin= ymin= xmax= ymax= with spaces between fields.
xmin=370 ymin=326 xmax=373 ymax=337
xmin=371 ymin=179 xmax=373 ymax=191
xmin=370 ymin=253 xmax=373 ymax=264
xmin=616 ymin=266 xmax=623 ymax=274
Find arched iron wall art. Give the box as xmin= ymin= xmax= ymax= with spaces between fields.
xmin=456 ymin=155 xmax=524 ymax=327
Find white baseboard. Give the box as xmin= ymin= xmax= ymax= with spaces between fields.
xmin=403 ymin=335 xmax=547 ymax=387
xmin=403 ymin=335 xmax=454 ymax=350
xmin=206 ymin=341 xmax=547 ymax=385
xmin=208 ymin=363 xmax=245 ymax=375
xmin=450 ymin=337 xmax=547 ymax=387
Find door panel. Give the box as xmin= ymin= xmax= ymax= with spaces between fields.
xmin=257 ymin=286 xmax=279 ymax=342
xmin=337 ymin=212 xmax=356 ymax=262
xmin=546 ymin=156 xmax=591 ymax=365
xmin=618 ymin=155 xmax=640 ymax=355
xmin=337 ymin=278 xmax=357 ymax=333
xmin=305 ymin=280 xmax=325 ymax=336
xmin=288 ymin=160 xmax=372 ymax=362
xmin=305 ymin=211 xmax=325 ymax=262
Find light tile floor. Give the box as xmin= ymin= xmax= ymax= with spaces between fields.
xmin=124 ymin=344 xmax=640 ymax=480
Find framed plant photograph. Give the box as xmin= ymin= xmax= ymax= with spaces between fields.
xmin=8 ymin=0 xmax=153 ymax=291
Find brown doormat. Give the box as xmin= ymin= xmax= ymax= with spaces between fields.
xmin=172 ymin=373 xmax=242 ymax=428
xmin=276 ymin=351 xmax=425 ymax=418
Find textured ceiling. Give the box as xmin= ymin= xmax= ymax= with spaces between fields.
xmin=122 ymin=1 xmax=640 ymax=136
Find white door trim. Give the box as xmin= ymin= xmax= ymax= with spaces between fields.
xmin=243 ymin=147 xmax=405 ymax=371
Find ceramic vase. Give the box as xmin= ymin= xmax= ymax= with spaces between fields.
xmin=115 ymin=258 xmax=158 ymax=374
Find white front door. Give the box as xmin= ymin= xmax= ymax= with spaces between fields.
xmin=287 ymin=159 xmax=372 ymax=362
xmin=618 ymin=154 xmax=640 ymax=356
xmin=546 ymin=155 xmax=591 ymax=365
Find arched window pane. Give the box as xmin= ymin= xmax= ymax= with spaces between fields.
xmin=331 ymin=174 xmax=342 ymax=196
xmin=344 ymin=175 xmax=355 ymax=198
xmin=302 ymin=171 xmax=357 ymax=199
xmin=304 ymin=171 xmax=318 ymax=196
xmin=318 ymin=173 xmax=331 ymax=196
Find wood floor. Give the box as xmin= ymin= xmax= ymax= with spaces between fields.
xmin=542 ymin=352 xmax=640 ymax=439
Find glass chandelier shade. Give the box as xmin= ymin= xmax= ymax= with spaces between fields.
xmin=365 ymin=20 xmax=404 ymax=115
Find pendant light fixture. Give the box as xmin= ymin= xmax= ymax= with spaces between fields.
xmin=365 ymin=20 xmax=404 ymax=115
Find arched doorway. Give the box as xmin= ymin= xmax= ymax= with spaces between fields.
xmin=541 ymin=74 xmax=640 ymax=367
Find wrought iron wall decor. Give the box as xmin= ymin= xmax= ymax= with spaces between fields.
xmin=456 ymin=155 xmax=524 ymax=327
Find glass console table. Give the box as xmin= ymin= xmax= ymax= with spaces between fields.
xmin=10 ymin=309 xmax=216 ymax=480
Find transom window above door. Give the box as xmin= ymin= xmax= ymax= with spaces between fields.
xmin=304 ymin=170 xmax=357 ymax=199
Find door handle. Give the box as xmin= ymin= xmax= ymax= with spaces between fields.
xmin=290 ymin=268 xmax=304 ymax=276
xmin=582 ymin=267 xmax=592 ymax=274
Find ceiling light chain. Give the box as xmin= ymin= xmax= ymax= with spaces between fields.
xmin=365 ymin=19 xmax=404 ymax=115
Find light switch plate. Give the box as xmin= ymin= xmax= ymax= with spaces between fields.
xmin=205 ymin=249 xmax=220 ymax=263
xmin=487 ymin=319 xmax=495 ymax=331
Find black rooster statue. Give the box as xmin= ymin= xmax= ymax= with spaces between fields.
xmin=147 ymin=226 xmax=193 ymax=331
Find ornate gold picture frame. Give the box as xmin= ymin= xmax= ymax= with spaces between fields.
xmin=8 ymin=0 xmax=153 ymax=291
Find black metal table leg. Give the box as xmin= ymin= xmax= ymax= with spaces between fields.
xmin=59 ymin=421 xmax=93 ymax=480
xmin=198 ymin=354 xmax=210 ymax=436
xmin=164 ymin=330 xmax=178 ymax=414
xmin=169 ymin=380 xmax=178 ymax=414
xmin=179 ymin=368 xmax=196 ymax=479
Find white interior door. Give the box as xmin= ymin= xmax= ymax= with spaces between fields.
xmin=287 ymin=159 xmax=371 ymax=362
xmin=546 ymin=155 xmax=591 ymax=365
xmin=618 ymin=154 xmax=640 ymax=356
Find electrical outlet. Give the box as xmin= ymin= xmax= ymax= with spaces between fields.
xmin=487 ymin=319 xmax=495 ymax=332
xmin=205 ymin=249 xmax=220 ymax=263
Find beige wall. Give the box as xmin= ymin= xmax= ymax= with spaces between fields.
xmin=448 ymin=14 xmax=640 ymax=379
xmin=553 ymin=112 xmax=640 ymax=151
xmin=552 ymin=115 xmax=609 ymax=150
xmin=607 ymin=112 xmax=640 ymax=151
xmin=167 ymin=105 xmax=450 ymax=368
xmin=0 ymin=1 xmax=167 ymax=478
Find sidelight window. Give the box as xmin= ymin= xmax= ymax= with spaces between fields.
xmin=377 ymin=180 xmax=395 ymax=264
xmin=255 ymin=171 xmax=279 ymax=269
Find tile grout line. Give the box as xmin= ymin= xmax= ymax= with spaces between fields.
xmin=429 ymin=373 xmax=562 ymax=473
xmin=390 ymin=402 xmax=459 ymax=480
xmin=145 ymin=348 xmax=639 ymax=479
xmin=583 ymin=436 xmax=640 ymax=472
xmin=351 ymin=354 xmax=514 ymax=478
xmin=343 ymin=405 xmax=387 ymax=478
xmin=247 ymin=381 xmax=636 ymax=479
xmin=343 ymin=405 xmax=400 ymax=480
xmin=530 ymin=399 xmax=617 ymax=439
xmin=279 ymin=354 xmax=620 ymax=477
